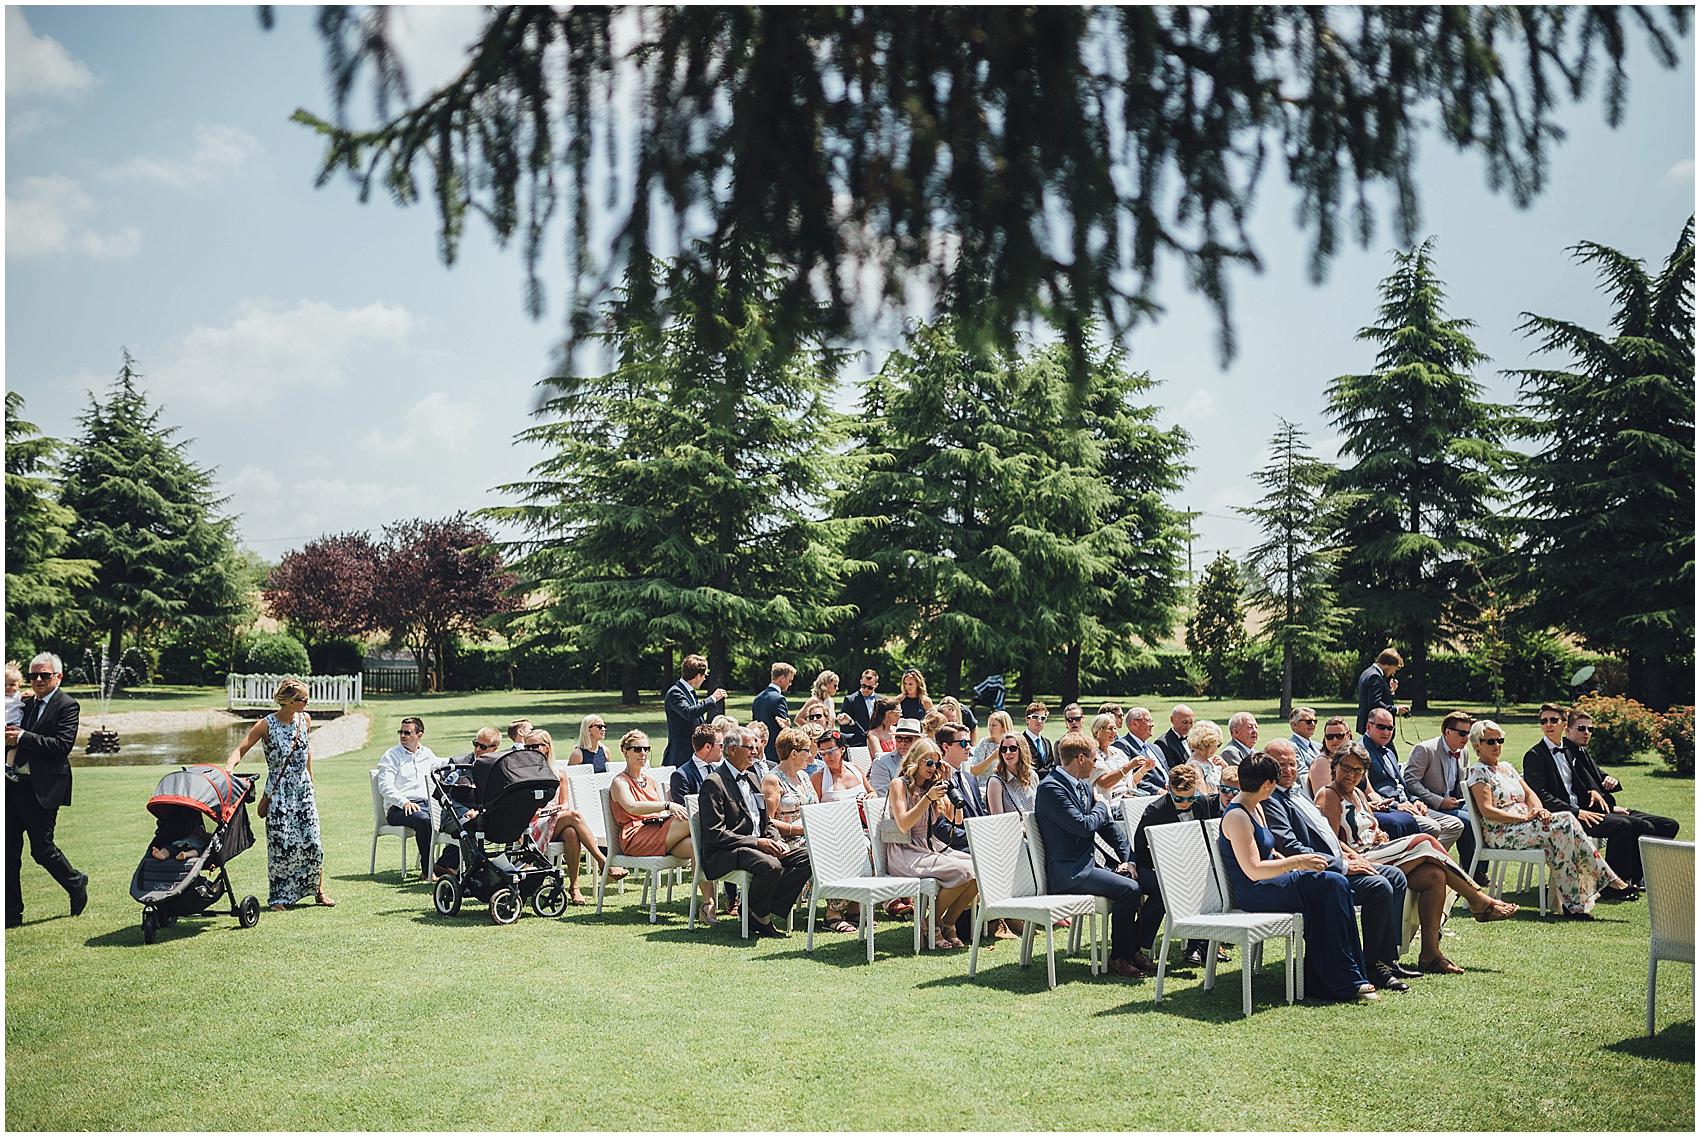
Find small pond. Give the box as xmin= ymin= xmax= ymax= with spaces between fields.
xmin=72 ymin=722 xmax=253 ymax=768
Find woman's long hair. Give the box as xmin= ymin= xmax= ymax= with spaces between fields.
xmin=575 ymin=714 xmax=604 ymax=754
xmin=898 ymin=737 xmax=942 ymax=784
xmin=995 ymin=731 xmax=1034 ymax=788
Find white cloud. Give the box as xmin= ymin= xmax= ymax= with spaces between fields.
xmin=107 ymin=124 xmax=261 ymax=188
xmin=5 ymin=174 xmax=141 ymax=260
xmin=153 ymin=298 xmax=417 ymax=406
xmin=1174 ymin=388 xmax=1219 ymax=424
xmin=1660 ymin=159 xmax=1694 ymax=189
xmin=223 ymin=465 xmax=422 ymax=546
xmin=7 ymin=106 xmax=59 ymax=141
xmin=365 ymin=391 xmax=484 ymax=456
xmin=6 ymin=9 xmax=96 ymax=98
xmin=387 ymin=6 xmax=487 ymax=96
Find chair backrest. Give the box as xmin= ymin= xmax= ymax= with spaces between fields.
xmin=1146 ymin=820 xmax=1220 ymax=922
xmin=1201 ymin=816 xmax=1231 ymax=912
xmin=1461 ymin=781 xmax=1490 ymax=858
xmin=1119 ymin=794 xmax=1159 ymax=851
xmin=368 ymin=770 xmax=387 ymax=827
xmin=1018 ymin=813 xmax=1050 ymax=897
xmin=846 ymin=746 xmax=872 ymax=778
xmin=577 ymin=770 xmax=621 ymax=847
xmin=1642 ymin=837 xmax=1696 ymax=955
xmin=864 ymin=794 xmax=894 ymax=875
xmin=801 ymin=799 xmax=872 ymax=885
xmin=562 ymin=763 xmax=597 ymax=779
xmin=598 ymin=786 xmax=624 ymax=858
xmin=965 ymin=812 xmax=1026 ymax=906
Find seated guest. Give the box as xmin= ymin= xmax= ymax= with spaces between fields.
xmin=1359 ymin=708 xmax=1430 ymax=840
xmin=698 ymin=723 xmax=813 ymax=938
xmin=525 ymin=729 xmax=617 ymax=905
xmin=1185 ymin=720 xmax=1227 ymax=787
xmin=1154 ymin=704 xmax=1194 ymax=772
xmin=1287 ymin=706 xmax=1321 ymax=787
xmin=1089 ymin=712 xmax=1157 ymax=808
xmin=747 ymin=721 xmax=773 ymax=778
xmin=1317 ymin=742 xmax=1516 ymax=974
xmin=1021 ymin=702 xmax=1056 ymax=774
xmin=572 ymin=714 xmax=610 ymax=771
xmin=1060 ymin=703 xmax=1087 ymax=735
xmin=1036 ymin=731 xmax=1146 ymax=979
xmin=970 ymin=710 xmax=1017 ymax=780
xmin=920 ymin=709 xmax=947 ymax=741
xmin=669 ymin=724 xmax=726 ymax=805
xmin=762 ymin=727 xmax=820 ymax=854
xmin=1524 ymin=704 xmax=1680 ymax=888
xmin=796 ymin=697 xmax=832 ymax=731
xmin=610 ymin=730 xmax=709 ymax=914
xmin=811 ymin=728 xmax=870 ymax=802
xmin=884 ymin=739 xmax=979 ymax=948
xmin=507 ymin=718 xmax=532 ymax=745
xmin=1306 ymin=716 xmax=1354 ymax=800
xmin=1402 ymin=709 xmax=1481 ymax=880
xmin=986 ymin=732 xmax=1037 ymax=816
xmin=1219 ymin=752 xmax=1378 ymax=1002
xmin=1131 ymin=763 xmax=1220 ymax=972
xmin=377 ymin=716 xmax=445 ymax=882
xmin=930 ymin=722 xmax=989 ymax=852
xmin=869 ymin=717 xmax=922 ymax=794
xmin=1098 ymin=703 xmax=1125 ymax=735
xmin=1466 ymin=719 xmax=1635 ymax=919
xmin=937 ymin=695 xmax=979 ymax=744
xmin=810 ymin=669 xmax=843 ymax=727
xmin=865 ymin=697 xmax=901 ymax=763
xmin=1115 ymin=707 xmax=1169 ymax=793
xmin=1221 ymin=712 xmax=1259 ymax=765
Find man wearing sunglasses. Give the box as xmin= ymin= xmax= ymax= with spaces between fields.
xmin=1022 ymin=702 xmax=1055 ymax=775
xmin=1402 ymin=709 xmax=1482 ymax=883
xmin=1523 ymin=704 xmax=1679 ymax=889
xmin=5 ymin=653 xmax=86 ymax=928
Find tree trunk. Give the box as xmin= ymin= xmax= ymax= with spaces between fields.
xmin=620 ymin=660 xmax=641 ymax=706
xmin=1280 ymin=637 xmax=1293 ymax=721
xmin=1628 ymin=652 xmax=1673 ymax=712
xmin=107 ymin=625 xmax=123 ymax=674
xmin=1408 ymin=633 xmax=1428 ymax=714
xmin=1019 ymin=652 xmax=1036 ymax=706
xmin=1060 ymin=643 xmax=1082 ymax=707
xmin=944 ymin=637 xmax=964 ymax=699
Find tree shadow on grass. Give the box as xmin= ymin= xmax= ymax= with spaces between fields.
xmin=1603 ymin=1020 xmax=1695 ymax=1062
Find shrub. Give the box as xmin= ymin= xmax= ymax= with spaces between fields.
xmin=1654 ymin=708 xmax=1695 ymax=777
xmin=237 ymin=630 xmax=311 ymax=676
xmin=307 ymin=637 xmax=365 ymax=675
xmin=1574 ymin=694 xmax=1660 ymax=765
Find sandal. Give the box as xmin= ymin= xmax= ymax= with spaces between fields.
xmin=1417 ymin=954 xmax=1465 ymax=975
xmin=1473 ymin=900 xmax=1518 ymax=922
xmin=568 ymin=892 xmax=588 ymax=907
xmin=315 ymin=890 xmax=337 ymax=907
xmin=826 ymin=918 xmax=857 ymax=934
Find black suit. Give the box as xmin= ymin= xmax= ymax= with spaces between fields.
xmin=1131 ymin=794 xmax=1218 ymax=954
xmin=697 ymin=764 xmax=810 ymax=923
xmin=663 ymin=679 xmax=723 ymax=767
xmin=1355 ymin=665 xmax=1396 ymax=733
xmin=840 ymin=689 xmax=878 ymax=748
xmin=7 ymin=688 xmax=84 ymax=924
xmin=1154 ymin=728 xmax=1188 ymax=771
xmin=1522 ymin=740 xmax=1678 ymax=885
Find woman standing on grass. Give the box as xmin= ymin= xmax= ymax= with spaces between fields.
xmin=227 ymin=678 xmax=332 ymax=911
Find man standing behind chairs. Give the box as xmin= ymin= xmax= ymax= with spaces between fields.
xmin=377 ymin=716 xmax=445 ymax=881
xmin=1403 ymin=710 xmax=1481 ymax=883
xmin=752 ymin=662 xmax=796 ymax=764
xmin=1036 ymin=732 xmax=1146 ymax=979
xmin=5 ymin=653 xmax=86 ymax=928
xmin=663 ymin=654 xmax=726 ymax=767
xmin=839 ymin=669 xmax=880 ymax=751
xmin=1356 ymin=648 xmax=1408 ymax=733
xmin=698 ymin=726 xmax=812 ymax=938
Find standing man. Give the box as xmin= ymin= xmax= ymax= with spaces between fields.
xmin=1154 ymin=705 xmax=1194 ymax=772
xmin=751 ymin=662 xmax=796 ymax=764
xmin=6 ymin=653 xmax=86 ymax=928
xmin=839 ymin=669 xmax=880 ymax=750
xmin=1362 ymin=708 xmax=1459 ymax=846
xmin=1116 ymin=707 xmax=1169 ymax=794
xmin=376 ymin=716 xmax=445 ymax=881
xmin=1356 ymin=648 xmax=1408 ymax=733
xmin=697 ymin=725 xmax=812 ymax=938
xmin=1402 ymin=710 xmax=1480 ymax=883
xmin=1022 ymin=702 xmax=1055 ymax=774
xmin=1221 ymin=712 xmax=1259 ymax=766
xmin=1288 ymin=707 xmax=1321 ymax=787
xmin=1035 ymin=732 xmax=1146 ymax=980
xmin=663 ymin=654 xmax=726 ymax=767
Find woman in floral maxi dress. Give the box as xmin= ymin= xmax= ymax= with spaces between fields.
xmin=227 ymin=678 xmax=331 ymax=910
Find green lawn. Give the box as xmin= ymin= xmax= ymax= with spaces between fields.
xmin=7 ymin=688 xmax=1694 ymax=1130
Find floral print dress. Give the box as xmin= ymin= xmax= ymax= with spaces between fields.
xmin=1466 ymin=761 xmax=1617 ymax=913
xmin=261 ymin=712 xmax=324 ymax=906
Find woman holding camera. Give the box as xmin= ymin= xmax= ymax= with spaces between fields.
xmin=884 ymin=738 xmax=978 ymax=948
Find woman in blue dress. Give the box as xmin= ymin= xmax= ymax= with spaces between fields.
xmin=1218 ymin=752 xmax=1377 ymax=1003
xmin=227 ymin=678 xmax=331 ymax=910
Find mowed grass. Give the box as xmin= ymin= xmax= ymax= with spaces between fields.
xmin=6 ymin=688 xmax=1694 ymax=1131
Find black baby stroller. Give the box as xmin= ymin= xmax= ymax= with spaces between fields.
xmin=430 ymin=746 xmax=568 ymax=924
xmin=130 ymin=764 xmax=262 ymax=943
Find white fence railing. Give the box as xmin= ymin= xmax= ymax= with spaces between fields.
xmin=226 ymin=673 xmax=363 ymax=710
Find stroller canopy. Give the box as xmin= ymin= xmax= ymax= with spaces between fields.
xmin=148 ymin=765 xmax=253 ymax=824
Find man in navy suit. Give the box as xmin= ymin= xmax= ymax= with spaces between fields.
xmin=668 ymin=724 xmax=726 ymax=805
xmin=1355 ymin=648 xmax=1407 ymax=733
xmin=663 ymin=654 xmax=726 ymax=767
xmin=1362 ymin=708 xmax=1461 ymax=847
xmin=839 ymin=669 xmax=880 ymax=750
xmin=1262 ymin=740 xmax=1415 ymax=991
xmin=1035 ymin=732 xmax=1145 ymax=979
xmin=6 ymin=653 xmax=87 ymax=928
xmin=1114 ymin=706 xmax=1169 ymax=794
xmin=751 ymin=662 xmax=796 ymax=764
xmin=1021 ymin=702 xmax=1056 ymax=775
xmin=929 ymin=723 xmax=988 ymax=851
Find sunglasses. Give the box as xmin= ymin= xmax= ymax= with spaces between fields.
xmin=1324 ymin=732 xmax=1347 ymax=741
xmin=1339 ymin=764 xmax=1367 ymax=775
xmin=1296 ymin=718 xmax=1316 ymax=725
xmin=626 ymin=745 xmax=652 ymax=753
xmin=27 ymin=671 xmax=55 ymax=679
xmin=998 ymin=743 xmax=1022 ymax=753
xmin=1480 ymin=738 xmax=1505 ymax=747
xmin=922 ymin=759 xmax=942 ymax=768
xmin=1539 ymin=717 xmax=1562 ymax=725
xmin=1027 ymin=714 xmax=1048 ymax=722
xmin=1572 ymin=725 xmax=1593 ymax=733
xmin=1219 ymin=786 xmax=1239 ymax=798
xmin=1444 ymin=726 xmax=1470 ymax=737
xmin=1369 ymin=722 xmax=1394 ymax=731
xmin=398 ymin=730 xmax=418 ymax=736
xmin=950 ymin=739 xmax=970 ymax=749
xmin=1064 ymin=716 xmax=1083 ymax=724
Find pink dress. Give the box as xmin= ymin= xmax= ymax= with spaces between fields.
xmin=612 ymin=769 xmax=671 ymax=855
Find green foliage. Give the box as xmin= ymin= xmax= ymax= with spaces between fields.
xmin=307 ymin=637 xmax=365 ymax=676
xmin=237 ymin=630 xmax=311 ymax=676
xmin=4 ymin=392 xmax=98 ymax=655
xmin=1507 ymin=218 xmax=1695 ymax=709
xmin=1574 ymin=693 xmax=1661 ymax=766
xmin=58 ymin=353 xmax=248 ymax=664
xmin=1326 ymin=239 xmax=1510 ymax=711
xmin=1186 ymin=552 xmax=1246 ymax=697
xmin=286 ymin=7 xmax=1687 ymax=381
xmin=1654 ymin=708 xmax=1695 ymax=777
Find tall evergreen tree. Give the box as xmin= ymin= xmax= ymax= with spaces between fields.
xmin=4 ymin=393 xmax=97 ymax=655
xmin=1508 ymin=218 xmax=1695 ymax=708
xmin=1186 ymin=551 xmax=1246 ymax=697
xmin=1237 ymin=418 xmax=1353 ymax=717
xmin=1326 ymin=241 xmax=1509 ymax=712
xmin=489 ymin=247 xmax=851 ymax=701
xmin=58 ymin=352 xmax=247 ymax=664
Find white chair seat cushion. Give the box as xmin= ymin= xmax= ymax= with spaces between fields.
xmin=814 ymin=875 xmax=936 ymax=903
xmin=982 ymin=894 xmax=1098 ymax=920
xmin=1168 ymin=912 xmax=1297 ymax=940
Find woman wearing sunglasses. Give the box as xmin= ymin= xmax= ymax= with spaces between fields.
xmin=1306 ymin=715 xmax=1354 ymax=799
xmin=884 ymin=738 xmax=978 ymax=948
xmin=609 ymin=729 xmax=710 ymax=913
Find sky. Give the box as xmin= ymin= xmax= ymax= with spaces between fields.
xmin=5 ymin=6 xmax=1695 ymax=576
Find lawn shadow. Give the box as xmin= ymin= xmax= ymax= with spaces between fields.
xmin=83 ymin=921 xmax=212 ymax=949
xmin=1603 ymin=1020 xmax=1696 ymax=1063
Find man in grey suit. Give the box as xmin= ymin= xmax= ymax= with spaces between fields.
xmin=1402 ymin=709 xmax=1482 ymax=882
xmin=1221 ymin=712 xmax=1258 ymax=766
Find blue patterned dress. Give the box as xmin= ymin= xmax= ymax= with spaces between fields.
xmin=261 ymin=712 xmax=324 ymax=906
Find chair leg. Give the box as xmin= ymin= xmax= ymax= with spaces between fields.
xmin=1154 ymin=932 xmax=1170 ymax=1003
xmin=594 ymin=860 xmax=608 ymax=914
xmin=910 ymin=895 xmax=920 ymax=955
xmin=400 ymin=836 xmax=408 ymax=878
xmin=1242 ymin=947 xmax=1253 ymax=1017
xmin=369 ymin=834 xmax=378 ymax=877
xmin=805 ymin=892 xmax=815 ymax=952
xmin=688 ymin=869 xmax=701 ymax=931
xmin=1647 ymin=954 xmax=1658 ymax=1037
xmin=968 ymin=903 xmax=982 ymax=978
xmin=1285 ymin=935 xmax=1296 ymax=1004
xmin=1019 ymin=921 xmax=1035 ymax=968
xmin=865 ymin=901 xmax=875 ymax=964
xmin=1045 ymin=923 xmax=1057 ymax=989
xmin=649 ymin=872 xmax=660 ymax=923
xmin=740 ymin=890 xmax=750 ymax=940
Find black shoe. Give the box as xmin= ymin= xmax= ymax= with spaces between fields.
xmin=751 ymin=919 xmax=788 ymax=939
xmin=5 ymin=917 xmax=20 ymax=929
xmin=1182 ymin=946 xmax=1205 ymax=967
xmin=1601 ymin=886 xmax=1641 ymax=903
xmin=1369 ymin=962 xmax=1409 ymax=992
xmin=68 ymin=873 xmax=89 ymax=917
xmin=1390 ymin=961 xmax=1423 ymax=979
xmin=1472 ymin=870 xmax=1491 ymax=887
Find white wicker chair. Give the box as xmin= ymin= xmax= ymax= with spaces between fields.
xmin=593 ymin=783 xmax=684 ymax=923
xmin=686 ymin=794 xmax=753 ymax=938
xmin=964 ymin=812 xmax=1098 ymax=989
xmin=1022 ymin=812 xmax=1105 ymax=975
xmin=1462 ymin=787 xmax=1551 ymax=915
xmin=1641 ymin=836 xmax=1695 ymax=1036
xmin=864 ymin=795 xmax=939 ymax=944
xmin=1147 ymin=819 xmax=1302 ymax=1016
xmin=846 ymin=746 xmax=873 ymax=779
xmin=800 ymin=799 xmax=932 ymax=961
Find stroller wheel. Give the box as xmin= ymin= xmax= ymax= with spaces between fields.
xmin=433 ymin=876 xmax=462 ymax=917
xmin=141 ymin=910 xmax=158 ymax=945
xmin=489 ymin=887 xmax=522 ymax=925
xmin=533 ymin=880 xmax=568 ymax=918
xmin=238 ymin=896 xmax=261 ymax=928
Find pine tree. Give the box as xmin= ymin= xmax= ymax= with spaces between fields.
xmin=1186 ymin=551 xmax=1246 ymax=697
xmin=4 ymin=393 xmax=97 ymax=655
xmin=58 ymin=352 xmax=247 ymax=664
xmin=1326 ymin=241 xmax=1509 ymax=712
xmin=488 ymin=248 xmax=851 ymax=702
xmin=1237 ymin=418 xmax=1353 ymax=717
xmin=1508 ymin=218 xmax=1695 ymax=708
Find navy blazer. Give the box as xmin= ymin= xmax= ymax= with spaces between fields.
xmin=751 ymin=684 xmax=790 ymax=763
xmin=1355 ymin=665 xmax=1396 ymax=733
xmin=12 ymin=689 xmax=79 ymax=810
xmin=1361 ymin=737 xmax=1409 ymax=803
xmin=1035 ymin=767 xmax=1132 ymax=884
xmin=1262 ymin=786 xmax=1344 ymax=872
xmin=669 ymin=758 xmax=721 ymax=806
xmin=840 ymin=689 xmax=878 ymax=747
xmin=663 ymin=679 xmax=723 ymax=767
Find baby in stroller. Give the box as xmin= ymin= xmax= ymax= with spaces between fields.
xmin=149 ymin=810 xmax=209 ymax=861
xmin=429 ymin=745 xmax=568 ymax=924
